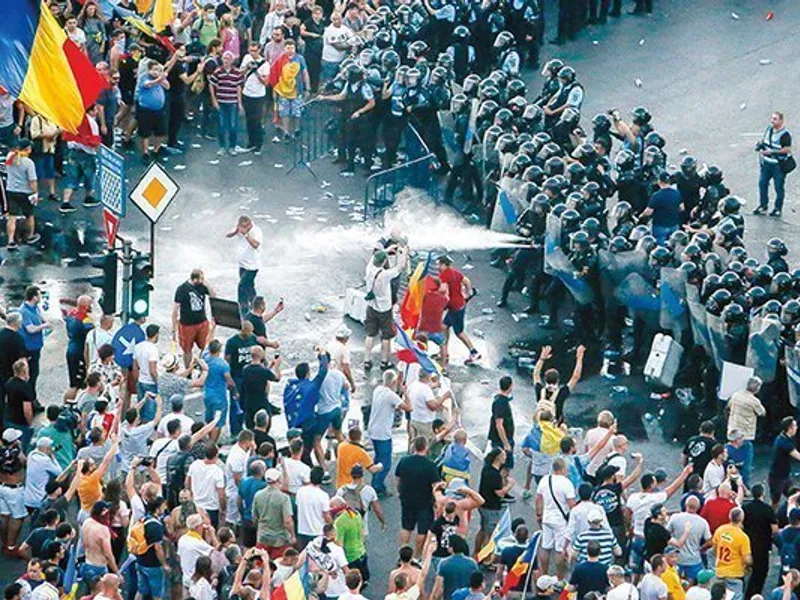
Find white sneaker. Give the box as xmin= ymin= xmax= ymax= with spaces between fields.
xmin=272 ymin=136 xmax=281 ymax=144
xmin=235 ymin=146 xmax=250 ymax=154
xmin=216 ymin=148 xmax=226 ymax=156
xmin=229 ymin=148 xmax=238 ymax=156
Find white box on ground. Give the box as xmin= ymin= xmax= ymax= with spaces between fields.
xmin=344 ymin=288 xmax=368 ymax=324
xmin=644 ymin=333 xmax=684 ymax=389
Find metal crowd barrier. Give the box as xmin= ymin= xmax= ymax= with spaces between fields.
xmin=288 ymin=97 xmax=340 ymax=178
xmin=363 ymin=124 xmax=439 ymax=220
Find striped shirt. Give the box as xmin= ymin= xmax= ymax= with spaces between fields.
xmin=573 ymin=526 xmax=619 ymax=565
xmin=210 ymin=66 xmax=244 ymax=104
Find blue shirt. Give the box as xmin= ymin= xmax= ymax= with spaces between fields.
xmin=283 ymin=355 xmax=329 ymax=428
xmin=647 ymin=187 xmax=682 ymax=228
xmin=65 ymin=312 xmax=94 ymax=356
xmin=437 ymin=554 xmax=478 ymax=600
xmin=204 ymin=356 xmax=230 ymax=406
xmin=239 ymin=476 xmax=267 ymax=522
xmin=19 ymin=302 xmax=44 ymax=351
xmin=136 ymin=74 xmax=166 ymax=111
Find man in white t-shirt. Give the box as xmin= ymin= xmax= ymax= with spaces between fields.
xmin=584 ymin=411 xmax=616 ymax=479
xmin=156 ymin=396 xmax=195 ymax=437
xmin=225 ymin=430 xmax=255 ymax=524
xmin=407 ymin=371 xmax=444 ymax=447
xmin=133 ymin=324 xmax=161 ymax=421
xmin=177 ymin=514 xmax=218 ymax=590
xmin=363 ymin=247 xmax=408 ymax=370
xmin=607 ymin=565 xmax=639 ymax=600
xmin=638 ymin=555 xmax=669 ymax=600
xmin=535 ymin=457 xmax=576 ymax=578
xmin=335 ymin=464 xmax=386 ymax=535
xmin=187 ymin=444 xmax=226 ymax=528
xmin=296 ymin=466 xmax=332 ymax=546
xmin=226 ymin=215 xmax=263 ymax=313
xmin=367 ymin=369 xmax=410 ymax=496
xmin=86 ymin=315 xmax=117 ymax=364
xmin=283 ymin=438 xmax=312 ymax=494
xmin=321 ymin=12 xmax=352 ymax=81
xmin=327 ymin=324 xmax=356 ymax=397
xmin=240 ymin=42 xmax=270 ymax=154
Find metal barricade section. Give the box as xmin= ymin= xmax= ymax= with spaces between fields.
xmin=289 ymin=98 xmax=340 ymax=178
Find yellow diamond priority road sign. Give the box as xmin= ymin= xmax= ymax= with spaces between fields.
xmin=130 ymin=161 xmax=180 ymax=224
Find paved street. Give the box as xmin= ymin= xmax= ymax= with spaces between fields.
xmin=2 ymin=0 xmax=800 ymax=591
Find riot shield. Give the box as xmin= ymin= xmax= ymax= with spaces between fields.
xmin=547 ymin=247 xmax=595 ymax=306
xmin=746 ymin=314 xmax=782 ymax=383
xmin=685 ymin=285 xmax=712 ymax=355
xmin=598 ymin=249 xmax=648 ymax=286
xmin=490 ymin=176 xmax=527 ymax=234
xmin=787 ymin=344 xmax=800 ymax=408
xmin=706 ymin=312 xmax=731 ymax=370
xmin=544 ymin=212 xmax=561 ymax=276
xmin=660 ymin=267 xmax=689 ymax=333
xmin=614 ymin=272 xmax=660 ymax=326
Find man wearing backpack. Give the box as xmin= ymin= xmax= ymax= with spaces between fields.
xmin=336 ymin=464 xmax=387 ymax=535
xmin=131 ymin=497 xmax=169 ymax=600
xmin=776 ymin=508 xmax=800 ymax=573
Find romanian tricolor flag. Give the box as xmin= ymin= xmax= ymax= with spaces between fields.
xmin=476 ymin=507 xmax=511 ymax=562
xmin=500 ymin=531 xmax=541 ymax=595
xmin=271 ymin=560 xmax=309 ymax=600
xmin=0 ymin=1 xmax=108 ymax=133
xmin=399 ymin=253 xmax=432 ymax=330
xmin=394 ymin=321 xmax=440 ymax=374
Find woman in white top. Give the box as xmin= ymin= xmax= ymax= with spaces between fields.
xmin=189 ymin=556 xmax=218 ymax=600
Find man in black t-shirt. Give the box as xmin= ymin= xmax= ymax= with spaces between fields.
xmin=242 ymin=346 xmax=281 ymax=428
xmin=431 ymin=502 xmax=461 ymax=558
xmin=172 ymin=269 xmax=214 ymax=368
xmin=592 ymin=465 xmax=627 ymax=548
xmin=6 ymin=359 xmax=35 ymax=446
xmin=681 ymin=421 xmax=717 ymax=486
xmin=395 ymin=436 xmax=441 ymax=559
xmin=0 ymin=313 xmax=27 ymax=431
xmin=488 ymin=376 xmax=515 ymax=470
xmin=136 ymin=497 xmax=168 ymax=600
xmin=744 ymin=483 xmax=778 ymax=597
xmin=643 ymin=503 xmax=672 ymax=561
xmin=245 ymin=295 xmax=283 ymax=349
xmin=532 ymin=345 xmax=585 ymax=423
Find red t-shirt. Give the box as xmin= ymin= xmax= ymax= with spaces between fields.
xmin=418 ymin=290 xmax=448 ymax=333
xmin=439 ymin=267 xmax=466 ymax=310
xmin=699 ymin=497 xmax=736 ymax=534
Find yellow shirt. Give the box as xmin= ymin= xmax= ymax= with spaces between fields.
xmin=336 ymin=441 xmax=374 ymax=488
xmin=661 ymin=565 xmax=685 ymax=600
xmin=712 ymin=524 xmax=751 ymax=578
xmin=78 ymin=470 xmax=104 ymax=511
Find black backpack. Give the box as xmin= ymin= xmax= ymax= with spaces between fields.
xmin=166 ymin=450 xmax=193 ymax=507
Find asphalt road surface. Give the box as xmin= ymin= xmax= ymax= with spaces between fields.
xmin=1 ymin=0 xmax=799 ymax=591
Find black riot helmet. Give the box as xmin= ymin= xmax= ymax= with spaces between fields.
xmin=551 ymin=202 xmax=568 ymax=218
xmin=462 ymin=73 xmax=481 ymax=96
xmin=773 ymin=271 xmax=793 ymax=295
xmin=542 ymin=58 xmax=564 ymax=77
xmin=701 ymin=273 xmax=723 ymax=300
xmin=477 ymin=100 xmax=499 ymax=121
xmin=559 ymin=108 xmax=581 ymax=126
xmin=532 ymin=192 xmax=550 ymax=212
xmin=516 ymin=132 xmax=533 ymax=146
xmin=381 ymin=49 xmax=400 ymax=71
xmin=679 ymin=261 xmax=703 ymax=284
xmin=566 ymin=191 xmax=583 ymax=208
xmin=450 ymin=93 xmax=469 ymax=114
xmin=406 ymin=67 xmax=421 ymax=87
xmin=436 ymin=52 xmax=454 ymax=72
xmin=507 ymin=78 xmax=527 ymax=99
xmin=644 ymin=131 xmax=666 ymax=149
xmin=552 ymin=174 xmax=569 ymax=191
xmin=631 ymin=106 xmax=652 ymax=126
xmin=791 ymin=268 xmax=800 ymax=292
xmin=721 ymin=271 xmax=743 ymax=294
xmin=612 ymin=201 xmax=633 ymax=222
xmin=493 ymin=30 xmax=515 ymax=50
xmin=346 ymin=63 xmax=364 ymax=84
xmin=523 ymin=165 xmax=545 ymax=185
xmin=729 ymin=246 xmax=748 ymax=262
xmin=543 ymin=176 xmax=562 ymax=195
xmin=727 ymin=261 xmax=745 ymax=279
xmin=488 ymin=69 xmax=508 ymax=88
xmin=522 ymin=104 xmax=544 ymax=129
xmin=581 ymin=217 xmax=601 ymax=237
xmin=495 ymin=132 xmax=518 ymax=155
xmin=762 ymin=299 xmax=783 ymax=317
xmin=570 ymin=230 xmax=591 ymax=251
xmin=691 ymin=231 xmax=713 ymax=253
xmin=592 ymin=113 xmax=612 ymax=135
xmin=630 ymin=224 xmax=650 ymax=242
xmin=610 ymin=236 xmax=631 ymax=254
xmin=561 ymin=208 xmax=581 ymax=233
xmin=508 ymin=153 xmax=533 ymax=177
xmin=544 ymin=156 xmax=565 ymax=176
xmin=407 ymin=40 xmax=429 ymax=60
xmin=487 ymin=12 xmax=506 ymax=34
xmin=582 ymin=181 xmax=601 ymax=201
xmin=681 ymin=243 xmax=703 ymax=263
xmin=429 ymin=66 xmax=448 ymax=86
xmin=704 ymin=252 xmax=723 ymax=275
xmin=493 ymin=108 xmax=514 ymax=129
xmin=558 ymin=65 xmax=576 ymax=83
xmin=706 ymin=288 xmax=732 ymax=316
xmin=667 ymin=230 xmax=689 ymax=250
xmin=722 ymin=303 xmax=747 ymax=325
xmin=479 ymin=83 xmax=500 ymax=103
xmin=637 ymin=235 xmax=657 ymax=255
xmin=643 ymin=146 xmax=664 ymax=167
xmin=680 ymin=155 xmax=698 ymax=176
xmin=745 ymin=286 xmax=768 ymax=308
xmin=719 ymin=196 xmax=744 ymax=216
xmin=533 ymin=131 xmax=552 ymax=146
xmin=781 ymin=299 xmax=800 ymax=326
xmin=567 ymin=162 xmax=586 ymax=186
xmin=715 ymin=220 xmax=738 ymax=244
xmin=453 ymin=25 xmax=470 ymax=41
xmin=649 ymin=246 xmax=672 ymax=268
xmin=768 ymin=237 xmax=788 ymax=258
xmin=507 ymin=96 xmax=527 ymax=116
xmin=704 ymin=165 xmax=723 ymax=186
xmin=573 ymin=143 xmax=597 ymax=165
xmin=755 ymin=264 xmax=775 ymax=287
xmin=481 ymin=125 xmax=503 ymax=148
xmin=538 ymin=142 xmax=563 ymax=162
xmin=615 ymin=149 xmax=635 ymax=171
xmin=374 ymin=30 xmax=392 ymax=49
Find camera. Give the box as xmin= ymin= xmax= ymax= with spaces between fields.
xmin=755 ymin=142 xmax=767 ymax=151
xmin=140 ymin=457 xmax=154 ymax=467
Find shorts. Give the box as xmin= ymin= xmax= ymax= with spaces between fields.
xmin=0 ymin=484 xmax=27 ymax=519
xmin=257 ymin=542 xmax=291 ymax=560
xmin=400 ymin=505 xmax=433 ymax=534
xmin=443 ymin=308 xmax=466 ymax=335
xmin=33 ymin=154 xmax=56 ymax=180
xmin=540 ymin=521 xmax=567 ymax=552
xmin=770 ymin=474 xmax=790 ymax=505
xmin=348 ymin=555 xmax=370 ymax=582
xmin=314 ymin=408 xmax=343 ymax=436
xmin=277 ymin=96 xmax=303 ymax=119
xmin=64 ymin=149 xmax=96 ymax=192
xmin=679 ymin=563 xmax=703 ymax=582
xmin=479 ymin=507 xmax=503 ymax=535
xmin=178 ymin=321 xmax=210 ymax=354
xmin=365 ymin=307 xmax=394 ymax=339
xmin=205 ymin=401 xmax=228 ymax=428
xmin=226 ymin=489 xmax=240 ymax=524
xmin=137 ymin=564 xmax=165 ymax=599
xmin=409 ymin=420 xmax=435 ymax=442
xmin=4 ymin=191 xmax=34 ymax=218
xmin=137 ymin=107 xmax=167 ymax=138
xmin=418 ymin=330 xmax=445 ymax=346
xmin=67 ymin=351 xmax=86 ymax=388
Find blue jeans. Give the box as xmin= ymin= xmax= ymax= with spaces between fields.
xmin=136 ymin=564 xmax=165 ymax=600
xmin=230 ymin=375 xmax=245 ymax=436
xmin=136 ymin=382 xmax=158 ymax=422
xmin=738 ymin=440 xmax=754 ymax=487
xmin=723 ymin=578 xmax=744 ymax=600
xmin=218 ymin=102 xmax=239 ymax=150
xmin=238 ymin=268 xmax=258 ymax=313
xmin=652 ymin=224 xmax=677 ymax=247
xmin=759 ymin=160 xmax=786 ymax=210
xmin=371 ymin=438 xmax=392 ymax=493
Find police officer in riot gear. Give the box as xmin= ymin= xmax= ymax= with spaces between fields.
xmin=445 ymin=93 xmax=483 ymax=211
xmin=447 ymin=26 xmax=476 ymax=82
xmin=676 ymin=155 xmax=703 ymax=218
xmin=568 ymin=230 xmax=600 ymax=343
xmin=767 ymin=238 xmax=789 ymax=274
xmin=543 ymin=66 xmax=584 ymax=129
xmin=534 ymin=59 xmax=564 ymax=106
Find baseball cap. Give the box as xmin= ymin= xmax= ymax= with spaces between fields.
xmin=664 ymin=545 xmax=679 ymax=555
xmin=265 ymin=468 xmax=281 ymax=483
xmin=597 ymin=464 xmax=620 ymax=482
xmin=536 ymin=576 xmax=559 ymax=591
xmin=2 ymin=429 xmax=22 ymax=443
xmin=587 ymin=509 xmax=604 ymax=524
xmin=654 ymin=468 xmax=668 ymax=483
xmin=373 ymin=250 xmax=388 ymax=265
xmin=728 ymin=429 xmax=745 ymax=442
xmin=696 ymin=570 xmax=715 ymax=584
xmin=36 ymin=437 xmax=53 ymax=449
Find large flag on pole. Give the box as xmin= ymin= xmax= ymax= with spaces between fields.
xmin=394 ymin=320 xmax=440 ymax=374
xmin=500 ymin=531 xmax=542 ymax=595
xmin=152 ymin=0 xmax=174 ymax=33
xmin=271 ymin=559 xmax=309 ymax=600
xmin=0 ymin=1 xmax=108 ymax=133
xmin=399 ymin=253 xmax=432 ymax=330
xmin=476 ymin=507 xmax=511 ymax=562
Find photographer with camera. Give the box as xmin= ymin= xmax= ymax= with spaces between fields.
xmin=363 ymin=246 xmax=408 ymax=371
xmin=754 ymin=111 xmax=794 ymax=217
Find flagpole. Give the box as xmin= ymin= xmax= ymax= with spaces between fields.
xmin=520 ymin=559 xmax=535 ymax=600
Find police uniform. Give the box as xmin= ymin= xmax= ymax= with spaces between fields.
xmin=338 ymin=79 xmax=375 ymax=172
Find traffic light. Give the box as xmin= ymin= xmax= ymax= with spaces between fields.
xmin=131 ymin=253 xmax=153 ymax=319
xmin=87 ymin=252 xmax=118 ymax=315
